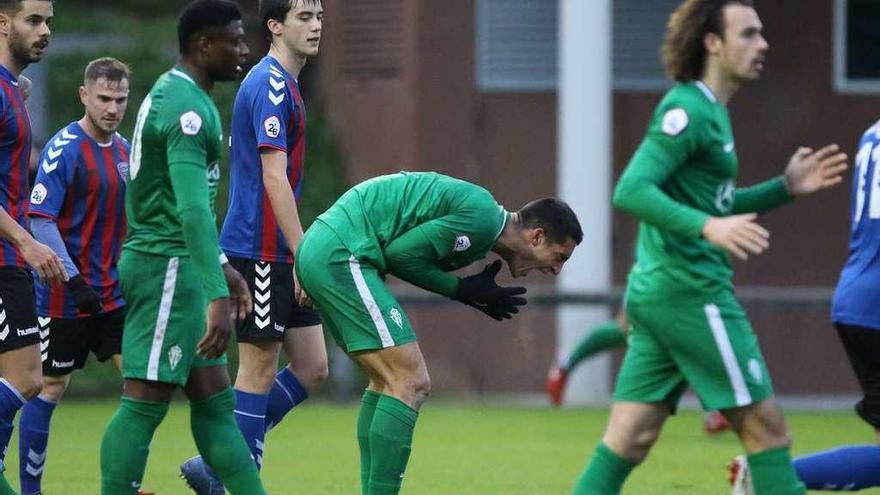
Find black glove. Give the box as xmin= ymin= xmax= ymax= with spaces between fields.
xmin=454 ymin=260 xmax=527 ymax=321
xmin=68 ymin=275 xmax=102 ymax=315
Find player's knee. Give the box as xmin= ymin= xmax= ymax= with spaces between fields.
xmin=409 ymin=373 xmax=431 ymax=405
xmin=289 ymin=359 xmax=329 ymax=390
xmin=18 ymin=378 xmax=42 ymax=401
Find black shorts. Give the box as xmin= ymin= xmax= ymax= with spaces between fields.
xmin=40 ymin=306 xmax=125 ymax=376
xmin=0 ymin=268 xmax=38 ymax=354
xmin=230 ymin=257 xmax=321 ymax=343
xmin=837 ymin=323 xmax=880 ymax=429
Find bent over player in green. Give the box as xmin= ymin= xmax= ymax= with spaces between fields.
xmin=296 ymin=171 xmax=583 ymax=494
xmin=570 ymin=2 xmax=848 ymax=494
xmin=98 ymin=2 xmax=267 ymax=494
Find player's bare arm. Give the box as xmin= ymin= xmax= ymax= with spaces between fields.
xmin=0 ymin=210 xmax=64 ymax=284
xmin=783 ymin=144 xmax=849 ymax=196
xmin=261 ymin=148 xmax=309 ymax=306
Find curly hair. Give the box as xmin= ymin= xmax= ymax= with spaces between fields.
xmin=661 ymin=0 xmax=753 ymax=82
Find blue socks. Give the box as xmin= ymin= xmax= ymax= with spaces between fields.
xmin=265 ymin=367 xmax=308 ymax=431
xmin=231 ymin=369 xmax=309 ymax=471
xmin=794 ymin=445 xmax=880 ymax=490
xmin=0 ymin=379 xmax=25 ymax=461
xmin=233 ymin=390 xmax=268 ymax=470
xmin=18 ymin=396 xmax=55 ymax=495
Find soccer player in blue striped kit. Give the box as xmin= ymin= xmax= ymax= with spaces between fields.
xmin=20 ymin=57 xmax=131 ymax=495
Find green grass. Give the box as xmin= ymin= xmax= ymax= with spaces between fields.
xmin=6 ymin=400 xmax=879 ymax=494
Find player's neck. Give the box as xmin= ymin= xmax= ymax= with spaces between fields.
xmin=268 ymin=44 xmax=307 ymax=79
xmin=700 ymin=69 xmax=741 ymax=105
xmin=78 ymin=116 xmax=112 ymax=145
xmin=177 ymin=58 xmax=214 ymax=92
xmin=0 ymin=47 xmax=26 ymax=78
xmin=492 ymin=212 xmax=521 ymax=258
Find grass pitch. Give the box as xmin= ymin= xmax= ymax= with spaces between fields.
xmin=8 ymin=400 xmax=878 ymax=494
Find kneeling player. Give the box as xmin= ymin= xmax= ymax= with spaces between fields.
xmin=22 ymin=57 xmax=131 ymax=495
xmin=296 ymin=171 xmax=583 ymax=494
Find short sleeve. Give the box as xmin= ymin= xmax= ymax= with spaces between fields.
xmin=28 ymin=140 xmax=76 ymax=219
xmin=251 ymin=73 xmax=293 ymax=152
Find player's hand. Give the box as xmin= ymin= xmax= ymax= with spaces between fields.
xmin=20 ymin=237 xmax=67 ymax=285
xmin=455 ymin=260 xmax=528 ymax=320
xmin=68 ymin=274 xmax=102 ymax=315
xmin=702 ymin=213 xmax=769 ymax=261
xmin=200 ymin=297 xmax=232 ymax=359
xmin=783 ymin=144 xmax=848 ymax=196
xmin=293 ymin=267 xmax=312 ymax=308
xmin=222 ymin=262 xmax=252 ymax=321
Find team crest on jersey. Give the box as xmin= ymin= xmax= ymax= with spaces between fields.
xmin=453 ymin=235 xmax=471 ymax=252
xmin=264 ymin=116 xmax=281 ymax=139
xmin=180 ymin=111 xmax=203 ymax=136
xmin=389 ymin=308 xmax=404 ymax=329
xmin=30 ymin=183 xmax=47 ymax=205
xmin=168 ymin=345 xmax=183 ymax=371
xmin=116 ymin=162 xmax=129 ymax=182
xmin=661 ymin=108 xmax=689 ymax=136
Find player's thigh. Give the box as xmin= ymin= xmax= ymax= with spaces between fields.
xmin=836 ymin=323 xmax=880 ymax=429
xmin=38 ymin=316 xmax=91 ymax=376
xmin=91 ymin=306 xmax=125 ymax=364
xmin=184 ymin=365 xmax=232 ymax=402
xmin=614 ymin=303 xmax=687 ymax=409
xmin=283 ymin=324 xmax=327 ymax=368
xmin=297 ymin=223 xmax=415 ymax=354
xmin=0 ymin=268 xmax=41 ymax=393
xmin=119 ymin=250 xmax=210 ymax=387
xmin=662 ymin=297 xmax=774 ymax=411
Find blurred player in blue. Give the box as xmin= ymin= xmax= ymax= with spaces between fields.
xmin=21 ymin=57 xmax=131 ymax=495
xmin=181 ymin=0 xmax=327 ymax=492
xmin=0 ymin=1 xmax=66 ymax=492
xmin=731 ymin=121 xmax=880 ymax=493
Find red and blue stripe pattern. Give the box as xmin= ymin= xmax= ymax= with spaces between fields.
xmin=0 ymin=65 xmax=32 ymax=268
xmin=220 ymin=55 xmax=307 ymax=264
xmin=28 ymin=122 xmax=129 ymax=318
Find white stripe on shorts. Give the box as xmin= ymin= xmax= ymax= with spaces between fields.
xmin=348 ymin=256 xmax=394 ymax=348
xmin=704 ymin=303 xmax=751 ymax=407
xmin=147 ymin=257 xmax=179 ymax=381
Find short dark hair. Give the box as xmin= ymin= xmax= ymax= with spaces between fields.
xmin=259 ymin=0 xmax=320 ymax=39
xmin=0 ymin=0 xmax=50 ymax=15
xmin=177 ymin=0 xmax=242 ymax=55
xmin=662 ymin=0 xmax=754 ymax=82
xmin=84 ymin=57 xmax=130 ymax=84
xmin=518 ymin=198 xmax=583 ymax=245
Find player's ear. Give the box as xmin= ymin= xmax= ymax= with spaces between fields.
xmin=78 ymin=85 xmax=87 ymax=105
xmin=266 ymin=18 xmax=283 ymax=38
xmin=0 ymin=13 xmax=11 ymax=37
xmin=704 ymin=31 xmax=722 ymax=56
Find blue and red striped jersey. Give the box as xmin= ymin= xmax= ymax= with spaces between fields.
xmin=220 ymin=55 xmax=307 ymax=263
xmin=28 ymin=122 xmax=130 ymax=318
xmin=0 ymin=65 xmax=32 ymax=268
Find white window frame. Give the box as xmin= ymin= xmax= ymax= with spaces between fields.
xmin=833 ymin=0 xmax=880 ymax=94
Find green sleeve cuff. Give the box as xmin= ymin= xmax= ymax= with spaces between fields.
xmin=732 ymin=176 xmax=794 ymax=214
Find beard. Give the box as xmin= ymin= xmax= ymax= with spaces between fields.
xmin=9 ymin=29 xmax=43 ymax=68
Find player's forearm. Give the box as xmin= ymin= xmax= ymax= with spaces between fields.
xmin=30 ymin=216 xmax=79 ymax=276
xmin=732 ymin=176 xmax=793 ymax=214
xmin=613 ymin=176 xmax=709 ymax=237
xmin=263 ymin=172 xmax=304 ymax=252
xmin=0 ymin=206 xmax=32 ymax=248
xmin=169 ymin=163 xmax=229 ymax=301
xmin=262 ymin=151 xmax=304 ymax=254
xmin=385 ymin=235 xmax=458 ymax=297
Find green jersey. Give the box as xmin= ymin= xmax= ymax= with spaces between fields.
xmin=614 ymin=81 xmax=791 ymax=300
xmin=314 ymin=172 xmax=508 ymax=297
xmin=125 ymin=66 xmax=227 ymax=300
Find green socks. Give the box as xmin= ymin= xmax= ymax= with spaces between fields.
xmin=748 ymin=447 xmax=806 ymax=495
xmin=565 ymin=321 xmax=627 ymax=370
xmin=367 ymin=394 xmax=418 ymax=495
xmin=572 ymin=442 xmax=634 ymax=495
xmin=358 ymin=390 xmax=381 ymax=494
xmin=100 ymin=396 xmax=169 ymax=494
xmin=190 ymin=388 xmax=267 ymax=495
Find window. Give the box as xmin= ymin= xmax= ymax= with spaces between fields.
xmin=475 ymin=0 xmax=678 ymax=92
xmin=834 ymin=0 xmax=880 ymax=93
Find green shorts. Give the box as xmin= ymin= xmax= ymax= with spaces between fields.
xmin=295 ymin=222 xmax=416 ymax=353
xmin=614 ymin=293 xmax=774 ymax=411
xmin=119 ymin=249 xmax=226 ymax=386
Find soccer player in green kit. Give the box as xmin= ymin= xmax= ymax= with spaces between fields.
xmin=570 ymin=1 xmax=849 ymax=494
xmin=98 ymin=1 xmax=267 ymax=494
xmin=296 ymin=171 xmax=583 ymax=494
